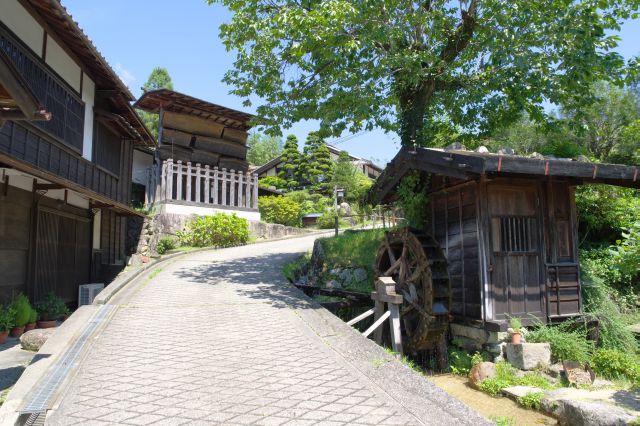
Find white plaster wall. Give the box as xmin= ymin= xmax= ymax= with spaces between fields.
xmin=2 ymin=168 xmax=89 ymax=209
xmin=159 ymin=203 xmax=261 ymax=222
xmin=45 ymin=37 xmax=81 ymax=92
xmin=81 ymin=76 xmax=95 ymax=160
xmin=1 ymin=0 xmax=44 ymax=55
xmin=132 ymin=150 xmax=153 ymax=185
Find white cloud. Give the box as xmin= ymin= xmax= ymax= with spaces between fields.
xmin=115 ymin=62 xmax=135 ymax=87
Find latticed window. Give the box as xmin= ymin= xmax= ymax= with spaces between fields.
xmin=492 ymin=216 xmax=537 ymax=253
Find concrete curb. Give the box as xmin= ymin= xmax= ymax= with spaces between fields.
xmin=94 ymin=228 xmax=334 ymax=305
xmin=278 ymin=284 xmax=491 ymax=425
xmin=0 ymin=305 xmax=101 ymax=425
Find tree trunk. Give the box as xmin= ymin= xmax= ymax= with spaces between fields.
xmin=397 ymin=80 xmax=435 ymax=147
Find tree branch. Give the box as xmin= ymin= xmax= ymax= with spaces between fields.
xmin=440 ymin=0 xmax=478 ymax=64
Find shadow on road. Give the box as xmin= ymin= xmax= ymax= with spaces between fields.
xmin=172 ymin=251 xmax=316 ymax=310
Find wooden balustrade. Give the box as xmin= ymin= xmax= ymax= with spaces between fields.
xmin=147 ymin=159 xmax=259 ymax=210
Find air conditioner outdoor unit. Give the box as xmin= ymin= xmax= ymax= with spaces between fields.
xmin=78 ymin=283 xmax=105 ymax=307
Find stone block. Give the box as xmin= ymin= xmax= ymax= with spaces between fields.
xmin=468 ymin=362 xmax=496 ymax=389
xmin=506 ymin=342 xmax=550 ymax=370
xmin=20 ymin=328 xmax=56 ymax=352
xmin=502 ymin=386 xmax=544 ymax=399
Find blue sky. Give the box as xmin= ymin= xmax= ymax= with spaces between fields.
xmin=63 ymin=0 xmax=639 ymax=165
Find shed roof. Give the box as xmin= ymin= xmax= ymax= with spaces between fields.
xmin=371 ymin=146 xmax=640 ymax=204
xmin=134 ymin=89 xmax=255 ymax=131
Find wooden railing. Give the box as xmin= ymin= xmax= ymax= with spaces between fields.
xmin=148 ymin=159 xmax=259 ymax=210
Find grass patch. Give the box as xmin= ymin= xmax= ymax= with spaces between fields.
xmin=479 ymin=362 xmax=555 ymax=397
xmin=516 ymin=392 xmax=544 ymax=410
xmin=282 ymin=253 xmax=311 ymax=283
xmin=490 ymin=416 xmax=515 ymax=426
xmin=318 ymin=229 xmax=386 ymax=292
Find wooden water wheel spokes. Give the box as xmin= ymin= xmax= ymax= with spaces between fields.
xmin=374 ymin=228 xmax=452 ymax=354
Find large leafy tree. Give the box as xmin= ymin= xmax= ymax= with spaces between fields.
xmin=212 ymin=0 xmax=638 ymax=146
xmin=247 ymin=132 xmax=283 ymax=166
xmin=301 ymin=132 xmax=333 ymax=194
xmin=330 ymin=150 xmax=372 ymax=202
xmin=278 ymin=134 xmax=303 ymax=190
xmin=137 ymin=67 xmax=174 ymax=139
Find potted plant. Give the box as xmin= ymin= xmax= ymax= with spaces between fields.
xmin=24 ymin=307 xmax=37 ymax=332
xmin=9 ymin=294 xmax=32 ymax=338
xmin=509 ymin=317 xmax=522 ymax=344
xmin=0 ymin=305 xmax=14 ymax=344
xmin=35 ymin=293 xmax=66 ymax=329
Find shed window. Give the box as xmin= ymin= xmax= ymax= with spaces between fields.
xmin=492 ymin=216 xmax=537 ymax=253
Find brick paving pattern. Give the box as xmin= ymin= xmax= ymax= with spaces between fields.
xmin=47 ymin=237 xmax=470 ymax=425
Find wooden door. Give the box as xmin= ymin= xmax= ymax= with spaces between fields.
xmin=34 ymin=208 xmax=91 ymax=303
xmin=488 ymin=185 xmax=545 ymax=321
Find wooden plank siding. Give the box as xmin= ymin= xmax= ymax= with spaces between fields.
xmin=0 ymin=120 xmax=133 ymax=205
xmin=428 ymin=180 xmax=482 ymax=321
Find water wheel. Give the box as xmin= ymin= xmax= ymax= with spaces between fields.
xmin=374 ymin=228 xmax=452 ymax=356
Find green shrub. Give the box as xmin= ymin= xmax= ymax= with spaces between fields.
xmin=156 ymin=237 xmax=177 ymax=255
xmin=35 ymin=292 xmax=67 ymax=321
xmin=582 ymin=281 xmax=638 ymax=353
xmin=517 ymin=392 xmax=544 ymax=410
xmin=527 ymin=322 xmax=593 ymax=363
xmin=259 ymin=196 xmax=302 ymax=227
xmin=177 ymin=214 xmax=249 ymax=248
xmin=591 ymin=349 xmax=640 ymax=386
xmin=10 ymin=294 xmax=32 ymax=327
xmin=0 ymin=305 xmax=15 ymax=332
xmin=317 ymin=211 xmax=349 ymax=229
xmin=28 ymin=308 xmax=37 ymax=324
xmin=259 ymin=176 xmax=288 ymax=190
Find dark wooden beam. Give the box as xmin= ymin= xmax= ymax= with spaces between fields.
xmin=33 ymin=183 xmax=64 ymax=191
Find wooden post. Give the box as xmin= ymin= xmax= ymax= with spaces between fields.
xmin=371 ymin=277 xmax=404 ymax=354
xmin=238 ymin=170 xmax=244 ymax=207
xmin=213 ymin=167 xmax=219 ymax=205
xmin=244 ymin=173 xmax=251 ymax=208
xmin=204 ymin=164 xmax=210 ymax=204
xmin=166 ymin=159 xmax=174 ymax=200
xmin=229 ymin=169 xmax=236 ymax=207
xmin=195 ymin=163 xmax=201 ymax=203
xmin=221 ymin=168 xmax=227 ymax=206
xmin=176 ymin=160 xmax=183 ymax=200
xmin=186 ymin=161 xmax=192 ymax=202
xmin=160 ymin=161 xmax=167 ymax=202
xmin=252 ymin=173 xmax=259 ymax=209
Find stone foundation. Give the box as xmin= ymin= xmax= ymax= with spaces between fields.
xmin=449 ymin=323 xmax=509 ymax=361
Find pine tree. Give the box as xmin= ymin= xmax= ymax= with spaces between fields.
xmin=278 ymin=135 xmax=302 ymax=191
xmin=302 ymin=132 xmax=333 ymax=194
xmin=136 ymin=67 xmax=174 ymax=140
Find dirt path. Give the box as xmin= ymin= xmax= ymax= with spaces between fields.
xmin=428 ymin=374 xmax=558 ymax=425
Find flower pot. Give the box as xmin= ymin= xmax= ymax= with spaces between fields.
xmin=511 ymin=332 xmax=522 ymax=345
xmin=24 ymin=322 xmax=36 ymax=332
xmin=37 ymin=320 xmax=57 ymax=329
xmin=10 ymin=325 xmax=25 ymax=338
xmin=0 ymin=331 xmax=8 ymax=344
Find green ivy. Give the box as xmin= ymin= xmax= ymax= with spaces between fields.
xmin=396 ymin=172 xmax=429 ymax=228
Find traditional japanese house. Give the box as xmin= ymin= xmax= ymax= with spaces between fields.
xmin=255 ymin=144 xmax=383 ymax=180
xmin=0 ymin=0 xmax=155 ymax=304
xmin=370 ymin=146 xmax=639 ymax=349
xmin=134 ymin=89 xmax=260 ymax=220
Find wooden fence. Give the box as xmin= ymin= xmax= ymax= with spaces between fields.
xmin=147 ymin=159 xmax=259 ymax=210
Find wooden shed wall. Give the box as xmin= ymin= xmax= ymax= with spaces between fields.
xmin=427 ymin=181 xmax=482 ymax=320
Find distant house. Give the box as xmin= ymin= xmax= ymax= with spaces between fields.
xmin=0 ymin=0 xmax=155 ymax=304
xmin=254 ymin=144 xmax=383 ymax=181
xmin=133 ymin=89 xmax=260 ymax=221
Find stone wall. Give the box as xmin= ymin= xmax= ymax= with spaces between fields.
xmin=131 ymin=212 xmax=311 ymax=256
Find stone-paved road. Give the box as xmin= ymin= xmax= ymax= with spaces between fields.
xmin=48 ymin=234 xmax=488 ymax=425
